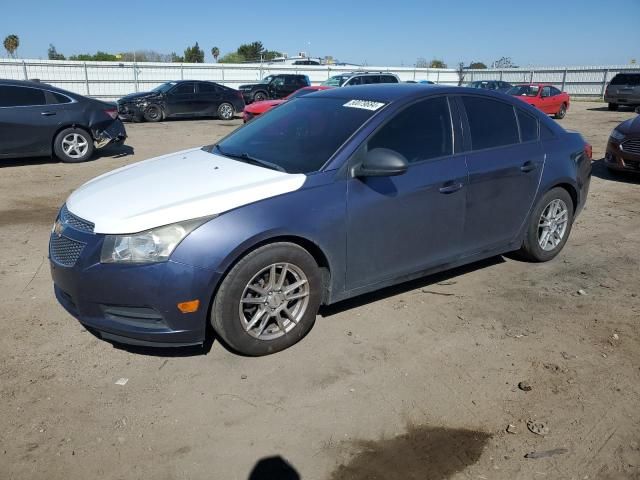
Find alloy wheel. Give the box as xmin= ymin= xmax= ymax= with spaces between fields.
xmin=239 ymin=263 xmax=310 ymax=340
xmin=61 ymin=133 xmax=89 ymax=159
xmin=538 ymin=199 xmax=569 ymax=251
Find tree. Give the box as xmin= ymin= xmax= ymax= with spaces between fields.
xmin=469 ymin=61 xmax=487 ymax=69
xmin=211 ymin=46 xmax=220 ymax=62
xmin=237 ymin=41 xmax=264 ymax=62
xmin=47 ymin=44 xmax=65 ymax=60
xmin=184 ymin=42 xmax=204 ymax=63
xmin=3 ymin=34 xmax=19 ymax=58
xmin=492 ymin=56 xmax=515 ymax=69
xmin=170 ymin=52 xmax=184 ymax=63
xmin=415 ymin=57 xmax=428 ymax=68
xmin=218 ymin=52 xmax=246 ymax=64
xmin=429 ymin=59 xmax=447 ymax=68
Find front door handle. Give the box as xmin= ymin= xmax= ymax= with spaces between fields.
xmin=41 ymin=111 xmax=56 ymax=116
xmin=439 ymin=182 xmax=463 ymax=194
xmin=520 ymin=161 xmax=537 ymax=173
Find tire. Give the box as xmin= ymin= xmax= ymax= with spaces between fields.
xmin=554 ymin=103 xmax=567 ymax=119
xmin=253 ymin=91 xmax=268 ymax=102
xmin=144 ymin=104 xmax=163 ymax=122
xmin=519 ymin=187 xmax=574 ymax=262
xmin=217 ymin=102 xmax=234 ymax=120
xmin=53 ymin=127 xmax=94 ymax=163
xmin=211 ymin=242 xmax=322 ymax=356
xmin=608 ymin=103 xmax=618 ymax=111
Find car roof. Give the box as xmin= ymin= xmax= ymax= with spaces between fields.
xmin=309 ymin=83 xmax=526 ymax=103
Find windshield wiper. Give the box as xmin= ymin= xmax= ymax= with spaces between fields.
xmin=213 ymin=144 xmax=285 ymax=172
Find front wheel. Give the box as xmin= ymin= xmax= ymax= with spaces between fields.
xmin=144 ymin=104 xmax=163 ymax=122
xmin=518 ymin=187 xmax=574 ymax=262
xmin=554 ymin=103 xmax=567 ymax=119
xmin=53 ymin=128 xmax=94 ymax=163
xmin=253 ymin=91 xmax=268 ymax=102
xmin=211 ymin=243 xmax=322 ymax=356
xmin=217 ymin=102 xmax=234 ymax=120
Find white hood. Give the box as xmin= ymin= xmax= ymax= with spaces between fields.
xmin=66 ymin=148 xmax=306 ymax=234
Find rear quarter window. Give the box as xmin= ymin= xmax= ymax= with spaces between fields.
xmin=462 ymin=96 xmax=519 ymax=150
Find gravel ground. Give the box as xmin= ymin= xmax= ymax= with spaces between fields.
xmin=1 ymin=102 xmax=639 ymax=480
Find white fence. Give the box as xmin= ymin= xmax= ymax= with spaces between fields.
xmin=1 ymin=59 xmax=639 ymax=101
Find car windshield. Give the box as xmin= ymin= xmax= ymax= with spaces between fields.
xmin=152 ymin=82 xmax=177 ymax=93
xmin=507 ymin=85 xmax=540 ymax=97
xmin=259 ymin=75 xmax=275 ymax=84
xmin=212 ymin=97 xmax=383 ymax=173
xmin=322 ymin=75 xmax=350 ymax=87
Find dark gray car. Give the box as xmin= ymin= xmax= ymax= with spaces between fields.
xmin=605 ymin=73 xmax=640 ymax=111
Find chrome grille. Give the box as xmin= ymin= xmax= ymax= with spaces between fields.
xmin=50 ymin=235 xmax=85 ymax=267
xmin=60 ymin=205 xmax=94 ymax=233
xmin=621 ymin=138 xmax=640 ymax=156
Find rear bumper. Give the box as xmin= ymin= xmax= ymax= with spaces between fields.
xmin=604 ymin=94 xmax=640 ymax=105
xmin=93 ymin=119 xmax=127 ymax=149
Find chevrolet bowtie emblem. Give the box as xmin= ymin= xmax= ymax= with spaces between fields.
xmin=53 ymin=220 xmax=64 ymax=237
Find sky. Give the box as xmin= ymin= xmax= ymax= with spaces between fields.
xmin=1 ymin=0 xmax=639 ymax=67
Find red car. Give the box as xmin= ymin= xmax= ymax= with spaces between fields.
xmin=507 ymin=83 xmax=570 ymax=119
xmin=242 ymin=85 xmax=332 ymax=122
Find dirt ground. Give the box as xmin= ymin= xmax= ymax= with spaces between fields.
xmin=1 ymin=101 xmax=639 ymax=480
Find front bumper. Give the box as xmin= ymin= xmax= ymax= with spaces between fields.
xmin=49 ymin=215 xmax=221 ymax=347
xmin=605 ymin=138 xmax=640 ymax=172
xmin=117 ymin=102 xmax=144 ymax=121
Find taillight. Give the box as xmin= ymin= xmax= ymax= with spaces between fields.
xmin=584 ymin=143 xmax=592 ymax=160
xmin=104 ymin=108 xmax=118 ymax=120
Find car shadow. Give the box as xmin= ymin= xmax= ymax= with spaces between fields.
xmin=591 ymin=158 xmax=640 ymax=184
xmin=248 ymin=456 xmax=300 ymax=480
xmin=320 ymin=255 xmax=505 ymax=318
xmin=587 ymin=105 xmax=637 ymax=112
xmin=0 ymin=143 xmax=135 ymax=168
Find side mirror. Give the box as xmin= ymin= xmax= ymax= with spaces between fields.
xmin=636 ymin=106 xmax=640 ymax=114
xmin=353 ymin=148 xmax=408 ymax=177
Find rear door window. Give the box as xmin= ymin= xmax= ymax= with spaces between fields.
xmin=516 ymin=109 xmax=538 ymax=142
xmin=198 ymin=82 xmax=219 ymax=94
xmin=368 ymin=96 xmax=453 ymax=163
xmin=0 ymin=85 xmax=46 ymax=107
xmin=462 ymin=96 xmax=519 ymax=150
xmin=381 ymin=75 xmax=399 ymax=83
xmin=172 ymin=82 xmax=195 ymax=95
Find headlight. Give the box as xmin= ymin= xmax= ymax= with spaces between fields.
xmin=610 ymin=129 xmax=625 ymax=141
xmin=100 ymin=217 xmax=211 ymax=264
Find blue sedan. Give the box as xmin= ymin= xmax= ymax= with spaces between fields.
xmin=49 ymin=84 xmax=591 ymax=355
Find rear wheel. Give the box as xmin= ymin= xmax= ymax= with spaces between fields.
xmin=608 ymin=103 xmax=618 ymax=111
xmin=253 ymin=91 xmax=268 ymax=102
xmin=211 ymin=243 xmax=322 ymax=356
xmin=144 ymin=104 xmax=163 ymax=122
xmin=53 ymin=127 xmax=94 ymax=163
xmin=519 ymin=187 xmax=574 ymax=262
xmin=554 ymin=103 xmax=567 ymax=119
xmin=217 ymin=102 xmax=234 ymax=120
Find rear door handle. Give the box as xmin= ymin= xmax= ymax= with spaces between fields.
xmin=520 ymin=161 xmax=537 ymax=173
xmin=41 ymin=111 xmax=56 ymax=116
xmin=439 ymin=182 xmax=463 ymax=194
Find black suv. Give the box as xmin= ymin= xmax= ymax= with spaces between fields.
xmin=238 ymin=74 xmax=311 ymax=104
xmin=605 ymin=73 xmax=640 ymax=111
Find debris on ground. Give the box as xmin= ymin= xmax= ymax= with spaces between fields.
xmin=526 ymin=420 xmax=549 ymax=436
xmin=506 ymin=424 xmax=517 ymax=434
xmin=518 ymin=381 xmax=533 ymax=392
xmin=525 ymin=448 xmax=568 ymax=459
xmin=114 ymin=378 xmax=128 ymax=386
xmin=241 ymin=374 xmax=247 ymax=380
xmin=577 ymin=289 xmax=588 ymax=296
xmin=421 ymin=289 xmax=455 ymax=296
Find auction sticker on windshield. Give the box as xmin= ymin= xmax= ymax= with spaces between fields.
xmin=343 ymin=100 xmax=386 ymax=111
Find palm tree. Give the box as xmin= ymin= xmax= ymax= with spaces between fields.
xmin=3 ymin=34 xmax=19 ymax=58
xmin=211 ymin=46 xmax=220 ymax=63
